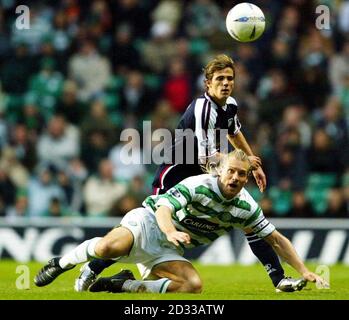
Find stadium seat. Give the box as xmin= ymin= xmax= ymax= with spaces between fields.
xmin=305 ymin=173 xmax=336 ymax=215
xmin=268 ymin=187 xmax=292 ymax=216
xmin=144 ymin=74 xmax=161 ymax=90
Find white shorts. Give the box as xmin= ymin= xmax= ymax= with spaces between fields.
xmin=119 ymin=207 xmax=189 ymax=279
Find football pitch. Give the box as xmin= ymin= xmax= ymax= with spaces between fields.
xmin=0 ymin=260 xmax=348 ymax=300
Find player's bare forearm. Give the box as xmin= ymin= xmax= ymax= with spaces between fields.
xmin=265 ymin=231 xmax=308 ymax=276
xmin=155 ymin=206 xmax=177 ymax=235
xmin=155 ymin=206 xmax=191 ymax=246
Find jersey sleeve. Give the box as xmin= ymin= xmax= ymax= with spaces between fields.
xmin=227 ymin=97 xmax=241 ymax=136
xmin=243 ymin=206 xmax=275 ymax=238
xmin=154 ymin=182 xmax=193 ymax=213
xmin=228 ymin=114 xmax=241 ymax=135
xmin=194 ymin=99 xmax=218 ymax=163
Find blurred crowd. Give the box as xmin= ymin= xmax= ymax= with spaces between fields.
xmin=0 ymin=0 xmax=349 ymax=219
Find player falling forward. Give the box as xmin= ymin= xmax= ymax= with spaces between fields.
xmin=34 ymin=150 xmax=328 ymax=294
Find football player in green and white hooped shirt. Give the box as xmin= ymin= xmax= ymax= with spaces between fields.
xmin=34 ymin=149 xmax=328 ymax=294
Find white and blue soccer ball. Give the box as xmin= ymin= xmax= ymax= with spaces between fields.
xmin=225 ymin=2 xmax=265 ymax=42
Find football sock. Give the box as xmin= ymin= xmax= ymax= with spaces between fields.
xmin=246 ymin=233 xmax=285 ymax=287
xmin=59 ymin=237 xmax=102 ymax=269
xmin=88 ymin=258 xmax=116 ymax=275
xmin=122 ymin=278 xmax=171 ymax=293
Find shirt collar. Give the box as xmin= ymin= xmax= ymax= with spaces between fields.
xmin=204 ymin=92 xmax=230 ymax=111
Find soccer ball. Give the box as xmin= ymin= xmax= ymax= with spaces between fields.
xmin=225 ymin=2 xmax=265 ymax=42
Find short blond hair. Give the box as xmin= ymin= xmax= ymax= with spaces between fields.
xmin=204 ymin=149 xmax=251 ymax=176
xmin=204 ymin=54 xmax=235 ymax=81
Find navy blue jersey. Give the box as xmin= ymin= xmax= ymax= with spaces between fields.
xmin=153 ymin=93 xmax=241 ymax=194
xmin=170 ymin=92 xmax=241 ymax=165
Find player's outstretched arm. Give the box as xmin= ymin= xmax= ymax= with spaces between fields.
xmin=264 ymin=230 xmax=329 ymax=287
xmin=155 ymin=206 xmax=191 ymax=247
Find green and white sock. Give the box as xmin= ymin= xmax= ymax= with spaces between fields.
xmin=59 ymin=237 xmax=102 ymax=269
xmin=122 ymin=278 xmax=171 ymax=293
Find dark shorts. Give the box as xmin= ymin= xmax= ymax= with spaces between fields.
xmin=152 ymin=164 xmax=203 ymax=195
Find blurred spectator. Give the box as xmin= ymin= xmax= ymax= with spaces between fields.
xmin=268 ymin=141 xmax=308 ymax=191
xmin=0 ymin=147 xmax=29 ymax=188
xmin=287 ymin=191 xmax=315 ymax=218
xmin=257 ymin=68 xmax=297 ymax=126
xmin=337 ymin=74 xmax=349 ymax=127
xmin=298 ymin=28 xmax=332 ymax=111
xmin=0 ymin=97 xmax=9 ymax=148
xmin=324 ymin=188 xmax=347 ymax=218
xmin=109 ymin=175 xmax=148 ymax=216
xmin=110 ymin=24 xmax=140 ymax=73
xmin=80 ymin=99 xmax=117 ymax=145
xmin=9 ymin=123 xmax=37 ymax=171
xmin=307 ymin=128 xmax=343 ymax=176
xmin=66 ymin=157 xmax=88 ymax=213
xmin=50 ymin=10 xmax=72 ymax=54
xmin=109 ymin=137 xmax=145 ymax=183
xmin=28 ymin=57 xmax=64 ymax=117
xmin=274 ymin=5 xmax=300 ymax=53
xmin=27 ymin=165 xmax=66 ymax=217
xmin=277 ymin=104 xmax=312 ymax=147
xmin=44 ymin=197 xmax=72 ymax=217
xmin=183 ymin=0 xmax=221 ymax=38
xmin=152 ymin=0 xmax=183 ymax=31
xmin=83 ymin=159 xmax=127 ymax=216
xmin=17 ymin=96 xmax=45 ymax=137
xmin=142 ymin=20 xmax=177 ymax=74
xmin=316 ymin=97 xmax=349 ymax=153
xmin=68 ymin=39 xmax=111 ymax=101
xmin=150 ymin=99 xmax=180 ymax=131
xmin=56 ymin=168 xmax=82 ymax=215
xmin=163 ymin=57 xmax=191 ymax=113
xmin=329 ymin=39 xmax=349 ymax=94
xmin=112 ymin=0 xmax=151 ymax=39
xmin=236 ymin=43 xmax=264 ymax=88
xmin=119 ymin=70 xmax=156 ymax=121
xmin=6 ymin=191 xmax=29 ymax=218
xmin=55 ymin=80 xmax=86 ymax=126
xmin=259 ymin=195 xmax=275 ymax=217
xmin=0 ymin=43 xmax=36 ymax=94
xmin=268 ymin=37 xmax=294 ymax=74
xmin=337 ymin=0 xmax=349 ymax=35
xmin=0 ymin=167 xmax=16 ymax=210
xmin=37 ymin=114 xmax=80 ymax=167
xmin=81 ymin=130 xmax=110 ymax=174
xmin=11 ymin=6 xmax=53 ymax=54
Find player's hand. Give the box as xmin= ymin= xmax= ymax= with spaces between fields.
xmin=248 ymin=155 xmax=262 ymax=170
xmin=302 ymin=271 xmax=330 ymax=288
xmin=166 ymin=231 xmax=191 ymax=247
xmin=252 ymin=166 xmax=267 ymax=193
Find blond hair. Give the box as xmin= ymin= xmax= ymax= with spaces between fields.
xmin=203 ymin=54 xmax=235 ymax=81
xmin=204 ymin=149 xmax=252 ymax=176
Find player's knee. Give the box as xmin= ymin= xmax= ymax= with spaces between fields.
xmin=95 ymin=239 xmax=118 ymax=258
xmin=182 ymin=275 xmax=203 ymax=293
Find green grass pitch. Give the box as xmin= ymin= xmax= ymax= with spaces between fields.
xmin=0 ymin=260 xmax=348 ymax=300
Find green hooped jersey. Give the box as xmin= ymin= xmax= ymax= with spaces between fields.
xmin=143 ymin=174 xmax=275 ymax=249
